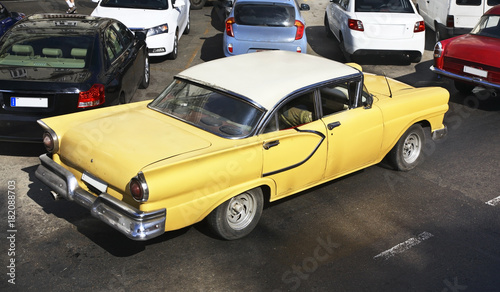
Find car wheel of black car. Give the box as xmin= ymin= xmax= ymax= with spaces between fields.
xmin=170 ymin=31 xmax=178 ymax=60
xmin=140 ymin=56 xmax=150 ymax=89
xmin=454 ymin=80 xmax=475 ymax=94
xmin=190 ymin=0 xmax=206 ymax=10
xmin=388 ymin=124 xmax=425 ymax=171
xmin=324 ymin=13 xmax=333 ymax=38
xmin=207 ymin=188 xmax=264 ymax=240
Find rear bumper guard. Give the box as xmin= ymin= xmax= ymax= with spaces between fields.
xmin=35 ymin=154 xmax=166 ymax=241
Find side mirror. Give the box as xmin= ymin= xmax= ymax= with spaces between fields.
xmin=363 ymin=95 xmax=373 ymax=109
xmin=92 ymin=0 xmax=99 ymax=3
xmin=135 ymin=31 xmax=147 ymax=41
xmin=300 ymin=4 xmax=310 ymax=11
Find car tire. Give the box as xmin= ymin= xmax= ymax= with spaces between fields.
xmin=454 ymin=80 xmax=475 ymax=94
xmin=190 ymin=0 xmax=206 ymax=10
xmin=207 ymin=188 xmax=264 ymax=240
xmin=140 ymin=56 xmax=150 ymax=89
xmin=388 ymin=124 xmax=425 ymax=171
xmin=184 ymin=15 xmax=190 ymax=35
xmin=339 ymin=35 xmax=351 ymax=62
xmin=169 ymin=31 xmax=178 ymax=60
xmin=324 ymin=13 xmax=333 ymax=38
xmin=435 ymin=21 xmax=442 ymax=42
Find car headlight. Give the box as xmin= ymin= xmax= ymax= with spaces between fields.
xmin=147 ymin=24 xmax=169 ymax=37
xmin=38 ymin=120 xmax=59 ymax=153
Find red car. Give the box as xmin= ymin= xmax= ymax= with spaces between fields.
xmin=431 ymin=5 xmax=500 ymax=93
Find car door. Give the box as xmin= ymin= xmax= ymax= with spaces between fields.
xmin=318 ymin=79 xmax=384 ymax=179
xmin=327 ymin=0 xmax=344 ymax=40
xmin=104 ymin=22 xmax=139 ymax=103
xmin=260 ymin=91 xmax=328 ymax=199
xmin=172 ymin=0 xmax=188 ymax=32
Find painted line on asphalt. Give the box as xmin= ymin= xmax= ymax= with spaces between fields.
xmin=485 ymin=196 xmax=500 ymax=206
xmin=374 ymin=232 xmax=434 ymax=260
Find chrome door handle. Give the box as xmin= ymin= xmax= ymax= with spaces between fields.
xmin=263 ymin=140 xmax=280 ymax=150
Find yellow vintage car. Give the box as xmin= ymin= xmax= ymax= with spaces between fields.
xmin=35 ymin=51 xmax=449 ymax=241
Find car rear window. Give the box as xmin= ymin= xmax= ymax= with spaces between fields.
xmin=456 ymin=0 xmax=481 ymax=6
xmin=149 ymin=80 xmax=264 ymax=138
xmin=234 ymin=4 xmax=296 ymax=27
xmin=355 ymin=0 xmax=415 ymax=13
xmin=471 ymin=15 xmax=500 ymax=38
xmin=0 ymin=35 xmax=94 ymax=69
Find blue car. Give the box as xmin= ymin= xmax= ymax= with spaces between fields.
xmin=0 ymin=2 xmax=25 ymax=37
xmin=223 ymin=0 xmax=310 ymax=56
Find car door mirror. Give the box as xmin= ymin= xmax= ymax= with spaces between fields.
xmin=92 ymin=0 xmax=99 ymax=3
xmin=300 ymin=4 xmax=310 ymax=11
xmin=135 ymin=31 xmax=147 ymax=41
xmin=363 ymin=94 xmax=373 ymax=109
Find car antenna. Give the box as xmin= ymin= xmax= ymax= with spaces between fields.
xmin=383 ymin=72 xmax=393 ymax=98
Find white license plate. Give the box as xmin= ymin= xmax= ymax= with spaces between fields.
xmin=82 ymin=172 xmax=108 ymax=193
xmin=463 ymin=66 xmax=488 ymax=78
xmin=10 ymin=97 xmax=48 ymax=108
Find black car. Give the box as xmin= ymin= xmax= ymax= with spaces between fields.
xmin=0 ymin=13 xmax=150 ymax=142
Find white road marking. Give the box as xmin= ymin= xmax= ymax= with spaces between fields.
xmin=374 ymin=232 xmax=434 ymax=260
xmin=485 ymin=196 xmax=500 ymax=206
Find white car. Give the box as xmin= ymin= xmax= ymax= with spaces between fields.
xmin=91 ymin=0 xmax=190 ymax=58
xmin=324 ymin=0 xmax=425 ymax=63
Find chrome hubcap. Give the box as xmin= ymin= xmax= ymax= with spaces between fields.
xmin=403 ymin=132 xmax=421 ymax=164
xmin=226 ymin=193 xmax=256 ymax=230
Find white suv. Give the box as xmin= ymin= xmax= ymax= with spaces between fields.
xmin=91 ymin=0 xmax=190 ymax=59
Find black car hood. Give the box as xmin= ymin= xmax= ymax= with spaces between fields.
xmin=0 ymin=66 xmax=92 ymax=83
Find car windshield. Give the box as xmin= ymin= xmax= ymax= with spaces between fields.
xmin=355 ymin=0 xmax=415 ymax=13
xmin=100 ymin=0 xmax=169 ymax=10
xmin=0 ymin=35 xmax=94 ymax=69
xmin=234 ymin=4 xmax=296 ymax=27
xmin=470 ymin=15 xmax=500 ymax=39
xmin=149 ymin=80 xmax=265 ymax=138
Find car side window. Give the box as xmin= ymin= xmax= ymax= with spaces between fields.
xmin=104 ymin=26 xmax=124 ymax=64
xmin=113 ymin=22 xmax=134 ymax=48
xmin=263 ymin=91 xmax=316 ymax=132
xmin=320 ymin=82 xmax=352 ymax=117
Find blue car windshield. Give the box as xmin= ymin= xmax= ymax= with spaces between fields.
xmin=234 ymin=4 xmax=296 ymax=27
xmin=100 ymin=0 xmax=168 ymax=9
xmin=471 ymin=15 xmax=500 ymax=39
xmin=149 ymin=80 xmax=264 ymax=138
xmin=354 ymin=0 xmax=415 ymax=13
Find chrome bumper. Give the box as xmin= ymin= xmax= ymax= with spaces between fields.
xmin=430 ymin=66 xmax=500 ymax=91
xmin=35 ymin=154 xmax=166 ymax=241
xmin=432 ymin=125 xmax=448 ymax=141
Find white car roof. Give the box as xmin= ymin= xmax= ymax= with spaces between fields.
xmin=176 ymin=51 xmax=360 ymax=110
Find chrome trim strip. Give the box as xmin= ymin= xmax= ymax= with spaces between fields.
xmin=35 ymin=154 xmax=166 ymax=241
xmin=430 ymin=66 xmax=500 ymax=91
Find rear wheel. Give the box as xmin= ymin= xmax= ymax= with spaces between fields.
xmin=340 ymin=35 xmax=351 ymax=62
xmin=388 ymin=124 xmax=425 ymax=171
xmin=324 ymin=13 xmax=333 ymax=38
xmin=207 ymin=188 xmax=264 ymax=240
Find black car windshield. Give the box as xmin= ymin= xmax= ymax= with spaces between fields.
xmin=149 ymin=80 xmax=264 ymax=138
xmin=471 ymin=15 xmax=500 ymax=39
xmin=234 ymin=4 xmax=296 ymax=27
xmin=355 ymin=0 xmax=415 ymax=13
xmin=0 ymin=35 xmax=94 ymax=69
xmin=100 ymin=0 xmax=169 ymax=10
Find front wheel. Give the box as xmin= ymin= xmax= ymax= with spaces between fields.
xmin=139 ymin=56 xmax=150 ymax=89
xmin=207 ymin=188 xmax=264 ymax=240
xmin=169 ymin=31 xmax=178 ymax=60
xmin=190 ymin=0 xmax=206 ymax=10
xmin=388 ymin=124 xmax=425 ymax=171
